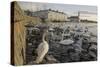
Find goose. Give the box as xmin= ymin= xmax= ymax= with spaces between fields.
xmin=34 ymin=29 xmax=49 ymax=64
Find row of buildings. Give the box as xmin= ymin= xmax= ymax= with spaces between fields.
xmin=25 ymin=9 xmax=68 ymax=22
xmin=25 ymin=9 xmax=97 ymax=23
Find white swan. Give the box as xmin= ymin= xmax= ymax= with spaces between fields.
xmin=34 ymin=30 xmax=49 ymax=64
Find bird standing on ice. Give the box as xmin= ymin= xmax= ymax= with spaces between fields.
xmin=34 ymin=29 xmax=49 ymax=64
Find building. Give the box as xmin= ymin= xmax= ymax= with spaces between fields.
xmin=68 ymin=11 xmax=97 ymax=23
xmin=79 ymin=12 xmax=97 ymax=22
xmin=31 ymin=9 xmax=68 ymax=22
xmin=68 ymin=16 xmax=79 ymax=22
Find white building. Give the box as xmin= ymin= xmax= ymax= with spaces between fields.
xmin=32 ymin=9 xmax=68 ymax=22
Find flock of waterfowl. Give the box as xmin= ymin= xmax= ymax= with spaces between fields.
xmin=26 ymin=23 xmax=97 ymax=64
xmin=47 ymin=24 xmax=97 ymax=62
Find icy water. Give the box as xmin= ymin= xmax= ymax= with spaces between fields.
xmin=48 ymin=22 xmax=97 ymax=36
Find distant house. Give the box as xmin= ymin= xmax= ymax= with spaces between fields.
xmin=28 ymin=9 xmax=68 ymax=22
xmin=68 ymin=16 xmax=79 ymax=22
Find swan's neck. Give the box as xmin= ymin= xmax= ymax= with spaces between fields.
xmin=42 ymin=33 xmax=46 ymax=42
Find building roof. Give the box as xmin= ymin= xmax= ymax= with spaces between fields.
xmin=33 ymin=9 xmax=66 ymax=15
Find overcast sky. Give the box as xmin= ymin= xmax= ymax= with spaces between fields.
xmin=17 ymin=1 xmax=97 ymax=21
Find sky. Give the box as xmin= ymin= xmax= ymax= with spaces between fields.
xmin=17 ymin=1 xmax=97 ymax=21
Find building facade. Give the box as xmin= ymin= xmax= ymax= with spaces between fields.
xmin=32 ymin=9 xmax=68 ymax=22
xmin=68 ymin=16 xmax=79 ymax=22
